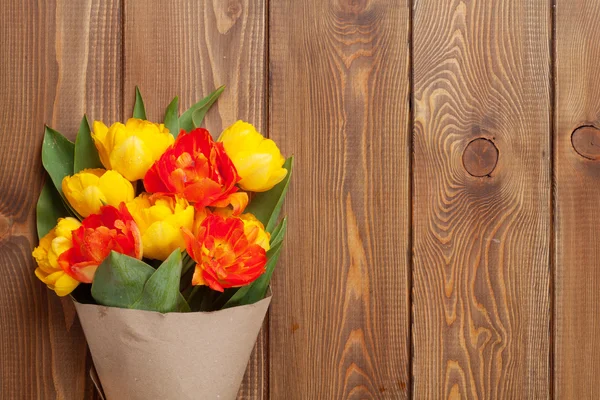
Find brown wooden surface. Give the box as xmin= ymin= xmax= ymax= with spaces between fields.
xmin=4 ymin=0 xmax=600 ymax=398
xmin=412 ymin=0 xmax=551 ymax=398
xmin=0 ymin=0 xmax=120 ymax=398
xmin=555 ymin=0 xmax=600 ymax=397
xmin=268 ymin=0 xmax=412 ymax=398
xmin=123 ymin=1 xmax=268 ymax=398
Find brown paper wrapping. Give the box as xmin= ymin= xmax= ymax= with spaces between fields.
xmin=74 ymin=296 xmax=271 ymax=400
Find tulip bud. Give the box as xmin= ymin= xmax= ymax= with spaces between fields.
xmin=33 ymin=217 xmax=82 ymax=296
xmin=92 ymin=118 xmax=174 ymax=181
xmin=62 ymin=169 xmax=135 ymax=217
xmin=126 ymin=193 xmax=194 ymax=261
xmin=218 ymin=121 xmax=287 ymax=192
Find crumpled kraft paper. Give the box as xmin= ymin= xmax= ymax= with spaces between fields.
xmin=74 ymin=296 xmax=271 ymax=400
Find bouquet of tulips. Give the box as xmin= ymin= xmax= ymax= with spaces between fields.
xmin=32 ymin=87 xmax=291 ymax=400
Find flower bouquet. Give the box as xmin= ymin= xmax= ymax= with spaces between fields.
xmin=32 ymin=86 xmax=292 ymax=399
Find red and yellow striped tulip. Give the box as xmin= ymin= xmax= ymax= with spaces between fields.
xmin=182 ymin=214 xmax=267 ymax=292
xmin=58 ymin=204 xmax=143 ymax=283
xmin=144 ymin=128 xmax=248 ymax=214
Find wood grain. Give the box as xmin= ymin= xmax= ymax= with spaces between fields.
xmin=123 ymin=0 xmax=266 ymax=136
xmin=123 ymin=1 xmax=268 ymax=398
xmin=0 ymin=0 xmax=121 ymax=398
xmin=268 ymin=0 xmax=411 ymax=398
xmin=555 ymin=1 xmax=600 ymax=397
xmin=412 ymin=0 xmax=551 ymax=398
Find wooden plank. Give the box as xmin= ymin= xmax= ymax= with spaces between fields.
xmin=123 ymin=0 xmax=266 ymax=135
xmin=0 ymin=0 xmax=121 ymax=398
xmin=268 ymin=0 xmax=411 ymax=398
xmin=555 ymin=1 xmax=600 ymax=396
xmin=412 ymin=0 xmax=551 ymax=398
xmin=123 ymin=1 xmax=268 ymax=398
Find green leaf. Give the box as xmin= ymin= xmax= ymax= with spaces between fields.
xmin=224 ymin=240 xmax=284 ymax=308
xmin=74 ymin=115 xmax=103 ymax=172
xmin=131 ymin=250 xmax=188 ymax=313
xmin=246 ymin=241 xmax=284 ymax=303
xmin=91 ymin=252 xmax=155 ymax=309
xmin=245 ymin=156 xmax=293 ymax=232
xmin=133 ymin=86 xmax=147 ymax=119
xmin=222 ymin=284 xmax=252 ymax=309
xmin=210 ymin=288 xmax=239 ymax=310
xmin=175 ymin=293 xmax=192 ymax=312
xmin=186 ymin=285 xmax=212 ymax=312
xmin=36 ymin=178 xmax=70 ymax=238
xmin=42 ymin=126 xmax=74 ymax=196
xmin=269 ymin=217 xmax=287 ymax=247
xmin=191 ymin=106 xmax=209 ymax=129
xmin=179 ymin=86 xmax=225 ymax=131
xmin=164 ymin=96 xmax=180 ymax=137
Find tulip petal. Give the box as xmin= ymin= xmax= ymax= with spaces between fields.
xmin=98 ymin=170 xmax=135 ymax=208
xmin=218 ymin=121 xmax=263 ymax=154
xmin=211 ymin=192 xmax=249 ymax=216
xmin=110 ymin=136 xmax=154 ymax=181
xmin=53 ymin=273 xmax=80 ymax=296
xmin=183 ymin=178 xmax=223 ymax=207
xmin=264 ymin=167 xmax=288 ymax=190
xmin=191 ymin=266 xmax=207 ymax=287
xmin=92 ymin=121 xmax=112 ymax=169
xmin=144 ymin=164 xmax=171 ymax=193
xmin=184 ymin=214 xmax=267 ymax=292
xmin=69 ymin=261 xmax=100 ymax=283
xmin=142 ymin=222 xmax=184 ymax=261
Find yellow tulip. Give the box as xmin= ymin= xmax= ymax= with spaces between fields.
xmin=126 ymin=193 xmax=194 ymax=260
xmin=218 ymin=121 xmax=287 ymax=192
xmin=62 ymin=169 xmax=135 ymax=217
xmin=92 ymin=118 xmax=174 ymax=181
xmin=33 ymin=218 xmax=82 ymax=297
xmin=240 ymin=213 xmax=270 ymax=251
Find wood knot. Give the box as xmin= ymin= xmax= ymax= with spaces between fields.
xmin=213 ymin=0 xmax=243 ymax=34
xmin=462 ymin=138 xmax=499 ymax=177
xmin=336 ymin=0 xmax=370 ymax=15
xmin=572 ymin=125 xmax=600 ymax=160
xmin=226 ymin=0 xmax=242 ymax=19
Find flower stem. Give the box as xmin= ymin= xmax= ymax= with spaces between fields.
xmin=181 ymin=251 xmax=195 ymax=276
xmin=186 ymin=285 xmax=202 ymax=303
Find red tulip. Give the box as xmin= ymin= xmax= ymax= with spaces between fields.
xmin=144 ymin=128 xmax=248 ymax=215
xmin=182 ymin=214 xmax=267 ymax=292
xmin=58 ymin=204 xmax=143 ymax=283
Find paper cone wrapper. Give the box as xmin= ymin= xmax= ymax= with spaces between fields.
xmin=74 ymin=296 xmax=271 ymax=400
